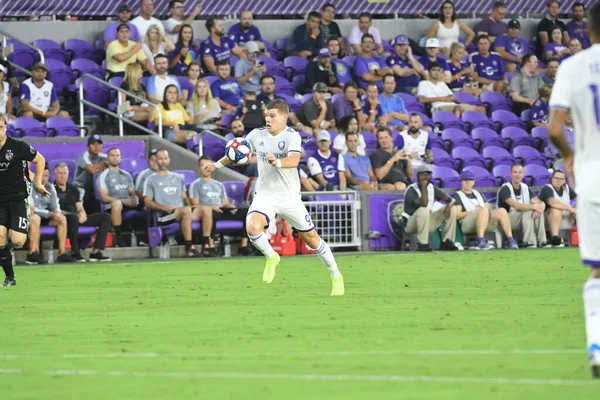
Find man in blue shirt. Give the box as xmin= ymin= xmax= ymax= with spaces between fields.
xmin=227 ymin=10 xmax=270 ymax=56
xmin=386 ymin=34 xmax=424 ymax=94
xmin=469 ymin=35 xmax=507 ymax=93
xmin=305 ymin=48 xmax=341 ymax=95
xmin=352 ymin=33 xmax=392 ymax=90
xmin=566 ymin=2 xmax=590 ymax=49
xmin=378 ymin=74 xmax=409 ymax=130
xmin=201 ymin=18 xmax=244 ymax=75
xmin=421 ymin=38 xmax=451 ymax=84
xmin=494 ymin=19 xmax=530 ymax=73
xmin=288 ymin=11 xmax=323 ymax=59
xmin=211 ymin=63 xmax=243 ymax=114
xmin=340 ymin=131 xmax=378 ymax=190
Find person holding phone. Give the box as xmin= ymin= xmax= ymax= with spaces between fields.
xmin=234 ymin=41 xmax=266 ymax=94
xmin=186 ymin=78 xmax=222 ymax=131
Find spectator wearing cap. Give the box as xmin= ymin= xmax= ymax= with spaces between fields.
xmin=494 ymin=19 xmax=531 ymax=73
xmin=0 ymin=45 xmax=19 ymax=94
xmin=288 ymin=11 xmax=324 ymax=59
xmin=509 ymin=54 xmax=544 ymax=115
xmin=370 ymin=127 xmax=412 ymax=190
xmin=385 ymin=34 xmax=424 ymax=94
xmin=566 ymin=3 xmax=590 ymax=49
xmin=352 ymin=33 xmax=393 ymax=90
xmin=234 ymin=41 xmax=266 ymax=94
xmin=348 ymin=12 xmax=386 ymax=55
xmin=394 ymin=113 xmax=433 ymax=168
xmin=536 ymin=0 xmax=570 ymax=58
xmin=453 ymin=170 xmax=518 ymax=250
xmin=339 ymin=131 xmax=377 ymax=190
xmin=135 ymin=149 xmax=159 ymax=203
xmin=420 ymin=38 xmax=452 ymax=84
xmin=228 ymin=10 xmax=270 ymax=56
xmin=163 ymin=1 xmax=202 ymax=44
xmin=131 ymin=0 xmax=165 ymax=40
xmin=297 ymin=83 xmax=336 ymax=135
xmin=538 ymin=169 xmax=577 ymax=247
xmin=106 ymin=23 xmax=153 ymax=79
xmin=19 ymin=63 xmax=70 ymax=120
xmin=0 ymin=65 xmax=15 ymax=121
xmin=402 ymin=164 xmax=458 ymax=251
xmin=378 ymin=74 xmax=410 ymax=130
xmin=530 ymin=84 xmax=553 ymax=128
xmin=75 ymin=135 xmax=109 ymax=214
xmin=427 ymin=0 xmax=475 ymax=55
xmin=307 ymin=130 xmax=345 ymax=190
xmin=305 ymin=48 xmax=341 ymax=95
xmin=474 ymin=2 xmax=508 ymax=44
xmin=468 ymin=35 xmax=507 ymax=93
xmin=104 ymin=4 xmax=141 ymax=48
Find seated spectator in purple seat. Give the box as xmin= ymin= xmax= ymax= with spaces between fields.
xmin=19 ymin=63 xmax=70 ymax=120
xmin=305 ymin=48 xmax=341 ymax=95
xmin=536 ymin=0 xmax=570 ymax=58
xmin=426 ymin=0 xmax=475 ymax=56
xmin=333 ymin=116 xmax=367 ymax=155
xmin=395 ymin=113 xmax=433 ymax=168
xmin=469 ymin=35 xmax=507 ymax=93
xmin=538 ymin=169 xmax=577 ymax=246
xmin=120 ymin=63 xmax=154 ymax=122
xmin=320 ymin=4 xmax=343 ymax=44
xmin=234 ymin=41 xmax=266 ymax=95
xmin=181 ymin=62 xmax=202 ymax=100
xmin=54 ymin=162 xmax=112 ymax=262
xmin=211 ymin=63 xmax=244 ymax=115
xmin=339 ymin=131 xmax=378 ymax=190
xmin=297 ymin=82 xmax=336 ymax=136
xmin=168 ymin=24 xmax=200 ymax=76
xmin=0 ymin=45 xmax=19 ymax=95
xmin=564 ymin=38 xmax=583 ymax=60
xmin=75 ymin=134 xmax=108 ymax=214
xmin=186 ymin=78 xmax=222 ymax=131
xmin=353 ymin=33 xmax=393 ymax=90
xmin=307 ymin=130 xmax=345 ymax=190
xmin=142 ymin=24 xmax=175 ymax=67
xmin=542 ymin=57 xmax=559 ymax=85
xmin=163 ymin=1 xmax=202 ymax=44
xmin=385 ymin=34 xmax=424 ymax=94
xmin=229 ymin=119 xmax=246 ymax=138
xmin=327 ymin=39 xmax=352 ymax=84
xmin=104 ymin=4 xmax=141 ymax=49
xmin=256 ymin=75 xmax=305 ymax=130
xmin=27 ymin=165 xmax=71 ymax=264
xmin=134 ymin=149 xmax=158 ymax=201
xmin=544 ymin=112 xmax=574 ymax=168
xmin=566 ymin=2 xmax=590 ymax=49
xmin=131 ymin=0 xmax=164 ymax=40
xmin=370 ymin=127 xmax=412 ymax=190
xmin=543 ymin=27 xmax=570 ymax=62
xmin=106 ymin=24 xmax=154 ymax=79
xmin=201 ymin=18 xmax=244 ymax=75
xmin=448 ymin=43 xmax=484 ymax=97
xmin=333 ymin=81 xmax=365 ymax=123
xmin=494 ymin=19 xmax=530 ymax=73
xmin=228 ymin=10 xmax=270 ymax=56
xmin=530 ymin=84 xmax=553 ymax=128
xmin=97 ymin=148 xmax=140 ymax=248
xmin=362 ymin=83 xmax=387 ymax=133
xmin=378 ymin=75 xmax=410 ymax=130
xmin=348 ymin=12 xmax=386 ymax=56
xmin=288 ymin=12 xmax=323 ymax=60
xmin=146 ymin=54 xmax=183 ymax=104
xmin=474 ymin=2 xmax=508 ymax=45
xmin=509 ymin=54 xmax=544 ymax=115
xmin=0 ymin=65 xmax=15 ymax=122
xmin=153 ymin=84 xmax=198 ymax=145
xmin=420 ymin=38 xmax=452 ymax=84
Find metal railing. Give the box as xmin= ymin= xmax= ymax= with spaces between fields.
xmin=196 ymin=129 xmax=228 ymax=156
xmin=0 ymin=27 xmax=44 ymax=76
xmin=77 ymin=73 xmax=162 ymax=138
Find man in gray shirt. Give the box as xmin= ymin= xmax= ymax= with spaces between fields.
xmin=135 ymin=149 xmax=158 ymax=204
xmin=509 ymin=54 xmax=544 ymax=116
xmin=75 ymin=134 xmax=108 ymax=213
xmin=97 ymin=147 xmax=140 ymax=247
xmin=297 ymin=82 xmax=336 ymax=135
xmin=27 ymin=165 xmax=72 ymax=264
xmin=143 ymin=149 xmax=200 ymax=258
xmin=234 ymin=41 xmax=266 ymax=94
xmin=189 ymin=156 xmax=251 ymax=256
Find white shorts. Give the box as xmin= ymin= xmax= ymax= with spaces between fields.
xmin=577 ymin=197 xmax=600 ymax=268
xmin=248 ymin=194 xmax=314 ymax=232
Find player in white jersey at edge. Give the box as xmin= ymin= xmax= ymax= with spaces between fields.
xmin=548 ymin=1 xmax=600 ymax=378
xmin=202 ymin=99 xmax=345 ymax=296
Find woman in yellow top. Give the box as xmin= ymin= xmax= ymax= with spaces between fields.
xmin=106 ymin=24 xmax=154 ymax=79
xmin=154 ymin=84 xmax=198 ymax=145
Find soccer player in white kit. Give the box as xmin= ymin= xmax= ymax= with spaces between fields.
xmin=203 ymin=99 xmax=345 ymax=296
xmin=548 ymin=2 xmax=600 ymax=378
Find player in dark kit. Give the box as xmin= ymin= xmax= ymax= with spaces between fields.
xmin=0 ymin=114 xmax=50 ymax=286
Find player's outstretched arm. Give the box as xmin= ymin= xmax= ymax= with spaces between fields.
xmin=205 ymin=156 xmax=231 ymax=173
xmin=266 ymin=152 xmax=301 ymax=169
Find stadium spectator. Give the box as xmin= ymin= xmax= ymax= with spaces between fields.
xmin=104 ymin=4 xmax=141 ymax=48
xmin=544 ymin=58 xmax=560 ymax=85
xmin=370 ymin=127 xmax=412 ymax=190
xmin=168 ymin=24 xmax=200 ymax=76
xmin=234 ymin=41 xmax=266 ymax=94
xmin=143 ymin=150 xmax=201 ymax=257
xmin=453 ymin=170 xmax=518 ymax=250
xmin=427 ymin=0 xmax=475 ymax=55
xmin=509 ymin=54 xmax=544 ymax=115
xmin=386 ymin=34 xmax=424 ymax=94
xmin=180 ymin=62 xmax=201 ymax=100
xmin=153 ymin=84 xmax=197 ymax=145
xmin=119 ymin=63 xmax=154 ymax=122
xmin=536 ymin=0 xmax=569 ymax=57
xmin=538 ymin=169 xmax=577 ymax=247
xmin=229 ymin=119 xmax=245 ymax=138
xmin=327 ymin=36 xmax=347 ymax=61
xmin=348 ymin=12 xmax=385 ymax=55
xmin=238 ymin=91 xmax=263 ymax=131
xmin=567 ymin=38 xmax=583 ymax=58
xmin=135 ymin=149 xmax=158 ymax=201
xmin=19 ymin=63 xmax=70 ymax=120
xmin=545 ymin=112 xmax=574 ymax=167
xmin=326 ymin=39 xmax=352 ymax=86
xmin=75 ymin=134 xmax=108 ymax=214
xmin=402 ymin=164 xmax=458 ymax=251
xmin=394 ymin=113 xmax=433 ymax=168
xmin=333 ymin=116 xmax=367 ymax=155
xmin=362 ymin=83 xmax=387 ymax=133
xmin=297 ymin=82 xmax=336 ymax=135
xmin=378 ymin=75 xmax=409 ymax=129
xmin=256 ymin=74 xmax=280 ymax=106
xmin=106 ymin=24 xmax=153 ymax=79
xmin=474 ymin=1 xmax=508 ymax=44
xmin=448 ymin=43 xmax=482 ymax=97
xmin=201 ymin=18 xmax=244 ymax=75
xmin=96 ymin=148 xmax=139 ymax=247
xmin=0 ymin=66 xmax=15 ymax=121
xmin=566 ymin=2 xmax=590 ymax=49
xmin=146 ymin=54 xmax=183 ymax=104
xmin=186 ymin=79 xmax=222 ymax=131
xmin=469 ymin=35 xmax=507 ymax=93
xmin=305 ymin=48 xmax=341 ymax=95
xmin=530 ymin=84 xmax=553 ymax=128
xmin=420 ymin=38 xmax=452 ymax=84
xmin=320 ymin=3 xmax=342 ymax=43
xmin=288 ymin=11 xmax=323 ymax=59
xmin=0 ymin=45 xmax=18 ymax=95
xmin=543 ymin=27 xmax=570 ymax=61
xmin=227 ymin=10 xmax=269 ymax=56
xmin=339 ymin=131 xmax=378 ymax=190
xmin=307 ymin=130 xmax=345 ymax=191
xmin=496 ymin=163 xmax=548 ymax=248
xmin=54 ymin=162 xmax=112 ymax=262
xmin=211 ymin=63 xmax=244 ymax=114
xmin=27 ymin=166 xmax=71 ymax=264
xmin=142 ymin=24 xmax=175 ymax=67
xmin=353 ymin=33 xmax=393 ymax=90
xmin=494 ymin=19 xmax=530 ymax=73
xmin=163 ymin=1 xmax=201 ymax=44
xmin=333 ymin=81 xmax=364 ymax=122
xmin=131 ymin=0 xmax=164 ymax=40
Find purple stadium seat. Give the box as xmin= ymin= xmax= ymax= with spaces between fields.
xmin=33 ymin=39 xmax=69 ymax=64
xmin=513 ymin=145 xmax=546 ymax=167
xmin=471 ymin=127 xmax=504 ymax=151
xmin=505 ymin=72 xmax=513 ymax=83
xmin=275 ymin=38 xmax=288 ymax=52
xmin=300 ymin=131 xmax=317 ymax=156
xmin=46 ymin=116 xmax=80 ymax=137
xmin=492 ymin=110 xmax=526 ymax=131
xmin=120 ymin=158 xmax=147 ymax=179
xmin=45 ymin=59 xmax=73 ymax=94
xmin=283 ymin=56 xmax=308 ymax=79
xmin=6 ymin=124 xmax=16 ymax=138
xmin=501 ymin=127 xmax=534 ymax=151
xmin=452 ymin=147 xmax=486 ymax=170
xmin=220 ymin=113 xmax=237 ymax=129
xmin=173 ymin=170 xmax=197 ymax=187
xmin=531 ymin=126 xmax=548 ymax=150
xmin=258 ymin=56 xmax=286 ymax=78
xmin=462 ymin=166 xmax=496 ymax=187
xmin=480 ymin=91 xmax=512 ymax=114
xmin=292 ymin=74 xmax=306 ymax=94
xmin=300 ymin=93 xmax=313 ymax=104
xmin=176 ymin=76 xmax=194 ymax=100
xmin=221 ymin=181 xmax=246 ymax=205
xmin=47 ymin=158 xmax=77 ymax=183
xmin=201 ymin=133 xmax=227 ymax=161
xmin=331 ymin=92 xmax=344 ymax=104
xmin=13 ymin=117 xmax=48 ymax=138
xmin=461 ymin=110 xmax=494 ymax=132
xmin=381 ymin=39 xmax=394 ymax=54
xmin=441 ymin=128 xmax=474 ymax=151
xmin=524 ymin=164 xmax=551 ymax=186
xmin=520 ymin=109 xmax=531 ymax=122
xmin=483 ymin=146 xmax=515 ymax=169
xmin=71 ymin=58 xmax=105 ymax=80
xmin=362 ymin=131 xmax=377 ymax=154
xmin=107 ymin=76 xmax=125 ymax=110
xmin=431 ymin=147 xmax=454 ymax=168
xmin=414 ymin=112 xmax=434 ymax=129
xmin=428 ymin=131 xmax=443 ymax=149
xmin=262 ymin=40 xmax=279 ymax=60
xmin=6 ymin=40 xmax=37 ymax=74
xmin=433 ymin=111 xmax=465 ymax=131
xmin=397 ymin=92 xmax=425 ymax=113
xmin=277 ymin=93 xmax=301 ymax=114
xmin=273 ymin=75 xmax=294 ymax=97
xmin=432 ymin=166 xmax=461 ymax=188
xmin=229 ymin=55 xmax=239 ymax=68
xmin=454 ymin=92 xmax=483 ymax=106
xmin=77 ymin=78 xmax=110 ymax=115
xmin=204 ymin=75 xmax=218 ymax=86
xmin=492 ymin=164 xmax=512 ymax=185
xmin=63 ymin=39 xmax=97 ymax=63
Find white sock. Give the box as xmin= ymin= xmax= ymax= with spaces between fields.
xmin=584 ymin=279 xmax=600 ymax=348
xmin=311 ymin=239 xmax=340 ymax=277
xmin=249 ymin=233 xmax=275 ymax=259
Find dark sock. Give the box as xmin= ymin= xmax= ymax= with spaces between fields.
xmin=114 ymin=225 xmax=123 ymax=240
xmin=184 ymin=240 xmax=193 ymax=251
xmin=201 ymin=236 xmax=210 ymax=247
xmin=0 ymin=245 xmax=14 ymax=279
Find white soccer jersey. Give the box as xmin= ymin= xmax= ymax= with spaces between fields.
xmin=245 ymin=127 xmax=302 ymax=198
xmin=550 ymin=45 xmax=600 ymax=199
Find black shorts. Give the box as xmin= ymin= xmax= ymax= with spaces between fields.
xmin=0 ymin=199 xmax=30 ymax=234
xmin=104 ymin=203 xmax=142 ymax=213
xmin=157 ymin=210 xmax=177 ymax=226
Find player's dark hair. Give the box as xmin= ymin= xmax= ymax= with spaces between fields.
xmin=588 ymin=2 xmax=600 ymax=38
xmin=265 ymin=99 xmax=289 ymax=115
xmin=206 ymin=18 xmax=218 ymax=32
xmin=492 ymin=1 xmax=507 ymax=10
xmin=161 ymin=84 xmax=179 ymax=111
xmin=439 ymin=0 xmax=456 ymax=22
xmin=198 ymin=155 xmax=212 ymax=163
xmin=307 ymin=11 xmax=321 ymax=21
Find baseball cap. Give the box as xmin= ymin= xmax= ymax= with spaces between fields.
xmin=117 ymin=4 xmax=131 ymax=12
xmin=393 ymin=34 xmax=409 ymax=45
xmin=87 ymin=134 xmax=103 ymax=145
xmin=417 ymin=164 xmax=433 ymax=174
xmin=149 ymin=148 xmax=158 ymax=157
xmin=244 ymin=41 xmax=260 ymax=53
xmin=312 ymin=82 xmax=328 ymax=92
xmin=460 ymin=170 xmax=475 ymax=180
xmin=316 ymin=130 xmax=331 ymax=142
xmin=425 ymin=38 xmax=440 ymax=48
xmin=318 ymin=48 xmax=332 ymax=58
xmin=508 ymin=19 xmax=521 ymax=29
xmin=32 ymin=62 xmax=47 ymax=72
xmin=117 ymin=23 xmax=130 ymax=32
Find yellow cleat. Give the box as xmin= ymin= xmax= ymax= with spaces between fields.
xmin=331 ymin=273 xmax=345 ymax=296
xmin=263 ymin=253 xmax=280 ymax=284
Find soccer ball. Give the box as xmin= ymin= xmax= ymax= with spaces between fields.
xmin=225 ymin=137 xmax=252 ymax=165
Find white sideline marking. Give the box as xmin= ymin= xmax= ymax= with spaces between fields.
xmin=0 ymin=369 xmax=597 ymax=386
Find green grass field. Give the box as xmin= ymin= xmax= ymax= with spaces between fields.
xmin=1 ymin=249 xmax=598 ymax=399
